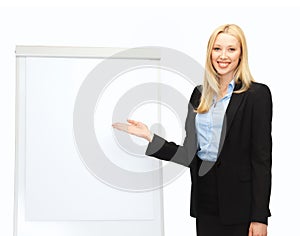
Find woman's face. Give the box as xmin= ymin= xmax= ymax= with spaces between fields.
xmin=211 ymin=33 xmax=241 ymax=80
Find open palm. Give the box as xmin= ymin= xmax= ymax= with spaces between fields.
xmin=112 ymin=119 xmax=152 ymax=142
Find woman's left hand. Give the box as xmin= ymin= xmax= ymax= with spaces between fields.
xmin=248 ymin=222 xmax=267 ymax=236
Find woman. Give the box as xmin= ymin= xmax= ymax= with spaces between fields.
xmin=112 ymin=24 xmax=272 ymax=236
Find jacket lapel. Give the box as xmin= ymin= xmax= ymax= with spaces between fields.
xmin=217 ymin=83 xmax=245 ymax=157
xmin=197 ymin=83 xmax=246 ymax=176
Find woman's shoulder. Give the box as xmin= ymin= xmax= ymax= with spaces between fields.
xmin=249 ymin=81 xmax=270 ymax=90
xmin=247 ymin=82 xmax=272 ymax=100
xmin=191 ymin=85 xmax=203 ymax=97
xmin=189 ymin=85 xmax=202 ymax=108
xmin=248 ymin=82 xmax=271 ymax=94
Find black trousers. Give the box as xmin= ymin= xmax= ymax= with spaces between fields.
xmin=196 ymin=166 xmax=250 ymax=236
xmin=196 ymin=215 xmax=250 ymax=236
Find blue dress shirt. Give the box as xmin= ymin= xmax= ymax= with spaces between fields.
xmin=195 ymin=80 xmax=235 ymax=162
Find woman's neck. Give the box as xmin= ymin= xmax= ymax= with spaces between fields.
xmin=219 ymin=76 xmax=233 ymax=98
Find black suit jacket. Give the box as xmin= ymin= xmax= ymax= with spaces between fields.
xmin=146 ymin=81 xmax=272 ymax=225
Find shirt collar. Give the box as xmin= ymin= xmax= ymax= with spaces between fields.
xmin=227 ymin=79 xmax=235 ymax=94
xmin=212 ymin=79 xmax=236 ymax=105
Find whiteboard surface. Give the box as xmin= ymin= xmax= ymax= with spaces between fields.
xmin=15 ymin=47 xmax=164 ymax=236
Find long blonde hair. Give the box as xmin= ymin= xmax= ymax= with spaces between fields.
xmin=196 ymin=24 xmax=254 ymax=113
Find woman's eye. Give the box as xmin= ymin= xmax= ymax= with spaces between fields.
xmin=229 ymin=48 xmax=236 ymax=51
xmin=213 ymin=47 xmax=220 ymax=51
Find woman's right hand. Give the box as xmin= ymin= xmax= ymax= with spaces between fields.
xmin=112 ymin=119 xmax=153 ymax=142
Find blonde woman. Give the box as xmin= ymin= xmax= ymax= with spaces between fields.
xmin=113 ymin=24 xmax=272 ymax=236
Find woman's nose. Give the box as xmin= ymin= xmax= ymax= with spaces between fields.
xmin=220 ymin=49 xmax=227 ymax=59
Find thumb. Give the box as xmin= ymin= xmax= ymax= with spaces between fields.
xmin=127 ymin=119 xmax=138 ymax=125
xmin=248 ymin=223 xmax=253 ymax=236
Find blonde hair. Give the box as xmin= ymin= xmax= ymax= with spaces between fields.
xmin=196 ymin=24 xmax=254 ymax=113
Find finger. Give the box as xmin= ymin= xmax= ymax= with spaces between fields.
xmin=127 ymin=119 xmax=139 ymax=125
xmin=112 ymin=123 xmax=128 ymax=131
xmin=111 ymin=122 xmax=121 ymax=129
xmin=248 ymin=223 xmax=253 ymax=236
xmin=112 ymin=122 xmax=123 ymax=127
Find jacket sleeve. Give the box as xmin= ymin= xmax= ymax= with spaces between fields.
xmin=145 ymin=86 xmax=201 ymax=167
xmin=250 ymin=84 xmax=273 ymax=224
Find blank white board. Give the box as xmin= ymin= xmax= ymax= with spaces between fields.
xmin=14 ymin=46 xmax=165 ymax=236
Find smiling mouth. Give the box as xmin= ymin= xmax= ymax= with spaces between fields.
xmin=218 ymin=61 xmax=230 ymax=68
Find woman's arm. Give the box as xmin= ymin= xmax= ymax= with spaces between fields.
xmin=113 ymin=86 xmax=202 ymax=167
xmin=145 ymin=103 xmax=198 ymax=167
xmin=250 ymin=84 xmax=273 ymax=224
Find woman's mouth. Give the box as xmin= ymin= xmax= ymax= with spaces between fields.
xmin=218 ymin=61 xmax=230 ymax=68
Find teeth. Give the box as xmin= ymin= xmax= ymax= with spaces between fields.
xmin=219 ymin=62 xmax=229 ymax=68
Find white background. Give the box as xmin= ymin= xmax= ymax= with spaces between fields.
xmin=1 ymin=4 xmax=300 ymax=236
